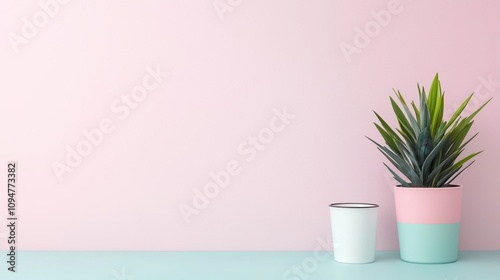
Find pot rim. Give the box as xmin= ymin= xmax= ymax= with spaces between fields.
xmin=329 ymin=202 xmax=379 ymax=208
xmin=394 ymin=184 xmax=462 ymax=189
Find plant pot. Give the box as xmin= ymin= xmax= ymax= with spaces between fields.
xmin=329 ymin=203 xmax=379 ymax=263
xmin=394 ymin=185 xmax=462 ymax=264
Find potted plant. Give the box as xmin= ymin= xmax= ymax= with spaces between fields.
xmin=367 ymin=74 xmax=491 ymax=263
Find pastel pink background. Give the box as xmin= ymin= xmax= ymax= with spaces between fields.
xmin=0 ymin=0 xmax=499 ymax=251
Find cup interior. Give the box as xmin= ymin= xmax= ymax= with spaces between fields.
xmin=329 ymin=203 xmax=379 ymax=208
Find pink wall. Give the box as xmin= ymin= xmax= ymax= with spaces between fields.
xmin=1 ymin=0 xmax=499 ymax=251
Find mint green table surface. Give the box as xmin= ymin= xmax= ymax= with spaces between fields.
xmin=0 ymin=251 xmax=498 ymax=280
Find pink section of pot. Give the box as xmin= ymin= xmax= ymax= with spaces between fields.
xmin=394 ymin=186 xmax=462 ymax=224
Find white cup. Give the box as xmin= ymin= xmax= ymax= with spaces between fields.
xmin=329 ymin=203 xmax=379 ymax=263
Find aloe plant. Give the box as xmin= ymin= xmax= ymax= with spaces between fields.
xmin=368 ymin=74 xmax=491 ymax=187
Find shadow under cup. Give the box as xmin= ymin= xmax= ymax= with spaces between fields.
xmin=329 ymin=203 xmax=379 ymax=264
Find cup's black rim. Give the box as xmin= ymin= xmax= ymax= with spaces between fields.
xmin=329 ymin=202 xmax=379 ymax=208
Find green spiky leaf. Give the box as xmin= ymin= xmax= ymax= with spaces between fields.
xmin=368 ymin=73 xmax=490 ymax=187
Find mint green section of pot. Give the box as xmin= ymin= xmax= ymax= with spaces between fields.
xmin=397 ymin=222 xmax=460 ymax=264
